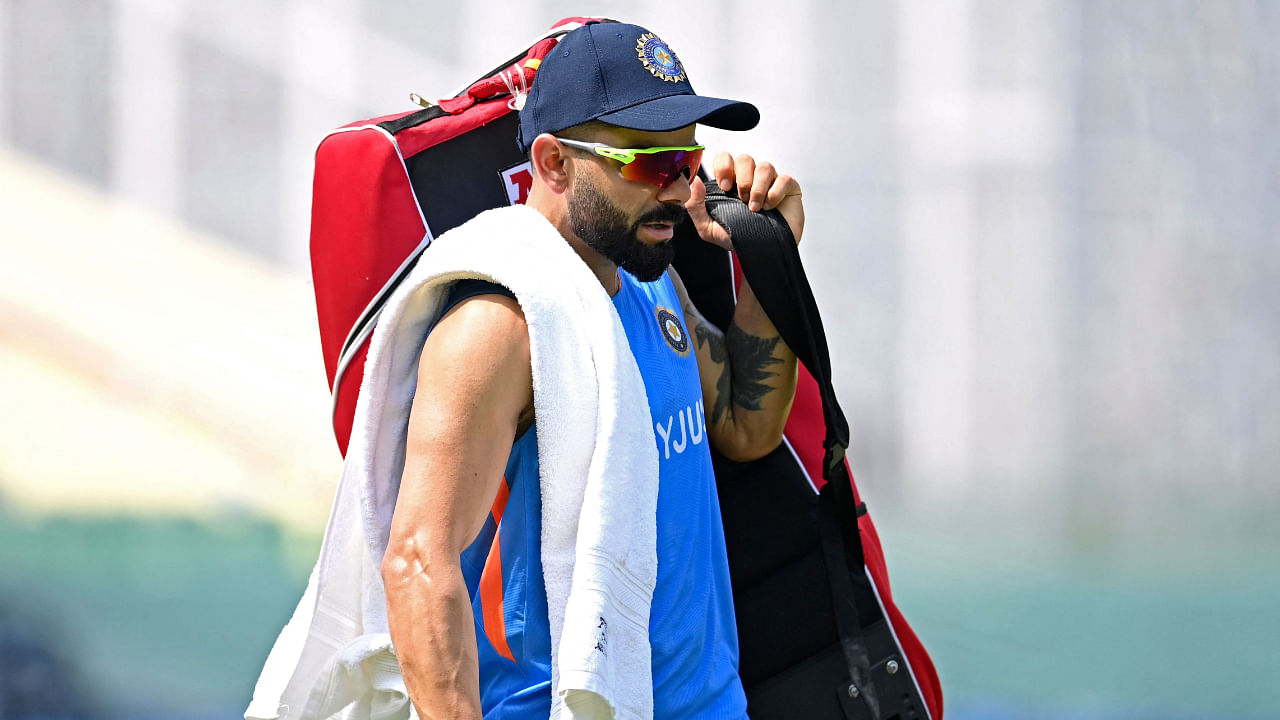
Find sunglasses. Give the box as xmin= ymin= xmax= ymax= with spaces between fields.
xmin=555 ymin=137 xmax=704 ymax=189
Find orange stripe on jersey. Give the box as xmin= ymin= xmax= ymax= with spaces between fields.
xmin=479 ymin=477 xmax=516 ymax=663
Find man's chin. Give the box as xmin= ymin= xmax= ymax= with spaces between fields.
xmin=620 ymin=245 xmax=674 ymax=282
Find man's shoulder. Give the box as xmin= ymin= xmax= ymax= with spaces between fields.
xmin=432 ymin=287 xmax=527 ymax=339
xmin=418 ymin=289 xmax=530 ymax=396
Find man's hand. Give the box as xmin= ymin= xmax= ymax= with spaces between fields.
xmin=685 ymin=151 xmax=804 ymax=250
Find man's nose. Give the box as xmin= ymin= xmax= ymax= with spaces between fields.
xmin=657 ymin=172 xmax=693 ymax=205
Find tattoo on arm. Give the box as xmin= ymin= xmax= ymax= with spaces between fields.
xmin=694 ymin=321 xmax=731 ymax=424
xmin=694 ymin=320 xmax=783 ymax=424
xmin=726 ymin=323 xmax=783 ymax=411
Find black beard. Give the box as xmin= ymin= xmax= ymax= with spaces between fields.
xmin=568 ymin=175 xmax=687 ymax=282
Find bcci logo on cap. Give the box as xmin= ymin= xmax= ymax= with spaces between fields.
xmin=636 ymin=32 xmax=686 ymax=83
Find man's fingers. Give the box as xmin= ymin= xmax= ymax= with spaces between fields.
xmin=734 ymin=154 xmax=757 ymax=204
xmin=765 ymin=174 xmax=801 ymax=210
xmin=686 ymin=176 xmax=733 ymax=250
xmin=686 ymin=174 xmax=709 ymax=220
xmin=703 ymin=151 xmax=804 ymax=243
xmin=709 ymin=152 xmax=795 ymax=218
xmin=713 ymin=151 xmax=735 ymax=191
xmin=748 ymin=161 xmax=777 ymax=211
xmin=684 ymin=176 xmax=717 ymax=238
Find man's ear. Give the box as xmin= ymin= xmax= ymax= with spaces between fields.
xmin=529 ymin=133 xmax=572 ymax=194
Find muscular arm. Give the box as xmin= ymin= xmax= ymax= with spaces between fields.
xmin=380 ymin=294 xmax=533 ymax=720
xmin=677 ymin=153 xmax=805 ymax=462
xmin=669 ymin=267 xmax=797 ymax=462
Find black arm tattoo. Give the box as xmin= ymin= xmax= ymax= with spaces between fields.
xmin=694 ymin=321 xmax=732 ymax=424
xmin=726 ymin=323 xmax=783 ymax=412
xmin=694 ymin=319 xmax=783 ymax=424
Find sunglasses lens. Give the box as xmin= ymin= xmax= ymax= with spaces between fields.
xmin=619 ymin=148 xmax=704 ymax=188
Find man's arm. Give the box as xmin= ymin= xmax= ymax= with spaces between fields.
xmin=381 ymin=294 xmax=533 ymax=720
xmin=675 ymin=154 xmax=805 ymax=462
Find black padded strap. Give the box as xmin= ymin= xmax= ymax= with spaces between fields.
xmin=699 ymin=184 xmax=851 ymax=466
xmin=702 ymin=182 xmax=881 ymax=719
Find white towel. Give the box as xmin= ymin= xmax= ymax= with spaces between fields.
xmin=245 ymin=204 xmax=659 ymax=720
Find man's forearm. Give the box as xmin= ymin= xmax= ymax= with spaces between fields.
xmin=727 ymin=278 xmax=799 ymax=430
xmin=384 ymin=551 xmax=483 ymax=720
xmin=692 ymin=278 xmax=798 ymax=460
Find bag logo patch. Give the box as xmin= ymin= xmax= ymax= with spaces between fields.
xmin=500 ymin=162 xmax=534 ymax=205
xmin=636 ymin=33 xmax=685 ymax=83
xmin=656 ymin=306 xmax=690 ymax=356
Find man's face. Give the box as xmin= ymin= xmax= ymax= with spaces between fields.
xmin=564 ymin=125 xmax=696 ymax=282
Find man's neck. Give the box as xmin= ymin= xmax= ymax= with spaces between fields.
xmin=526 ymin=198 xmax=622 ymax=296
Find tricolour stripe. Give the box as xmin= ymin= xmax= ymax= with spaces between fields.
xmin=479 ymin=477 xmax=516 ymax=662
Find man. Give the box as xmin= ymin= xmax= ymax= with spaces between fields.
xmin=380 ymin=21 xmax=804 ymax=719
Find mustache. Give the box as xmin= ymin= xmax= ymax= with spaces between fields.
xmin=635 ymin=203 xmax=689 ymax=228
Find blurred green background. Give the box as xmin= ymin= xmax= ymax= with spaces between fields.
xmin=3 ymin=501 xmax=1277 ymax=718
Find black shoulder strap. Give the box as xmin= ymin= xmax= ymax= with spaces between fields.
xmin=699 ymin=185 xmax=850 ymax=459
xmin=702 ymin=183 xmax=883 ymax=719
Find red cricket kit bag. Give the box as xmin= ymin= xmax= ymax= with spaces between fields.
xmin=309 ymin=17 xmax=943 ymax=720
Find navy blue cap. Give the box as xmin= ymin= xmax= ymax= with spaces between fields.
xmin=516 ymin=22 xmax=759 ymax=152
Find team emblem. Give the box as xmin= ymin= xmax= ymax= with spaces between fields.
xmin=656 ymin=307 xmax=690 ymax=356
xmin=636 ymin=33 xmax=686 ymax=83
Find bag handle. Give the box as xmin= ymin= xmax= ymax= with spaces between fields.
xmin=436 ymin=37 xmax=559 ymax=114
xmin=437 ymin=18 xmax=616 ymax=114
xmin=378 ymin=19 xmax=615 ymax=135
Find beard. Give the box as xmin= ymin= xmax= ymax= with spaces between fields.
xmin=568 ymin=174 xmax=687 ymax=282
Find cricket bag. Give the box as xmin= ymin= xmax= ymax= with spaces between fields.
xmin=308 ymin=17 xmax=943 ymax=720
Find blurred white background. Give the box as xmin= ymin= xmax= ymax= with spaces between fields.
xmin=0 ymin=1 xmax=1276 ymax=718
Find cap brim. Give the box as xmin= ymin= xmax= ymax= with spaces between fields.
xmin=597 ymin=93 xmax=760 ymax=133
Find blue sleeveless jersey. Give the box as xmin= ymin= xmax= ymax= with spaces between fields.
xmin=457 ymin=270 xmax=747 ymax=719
